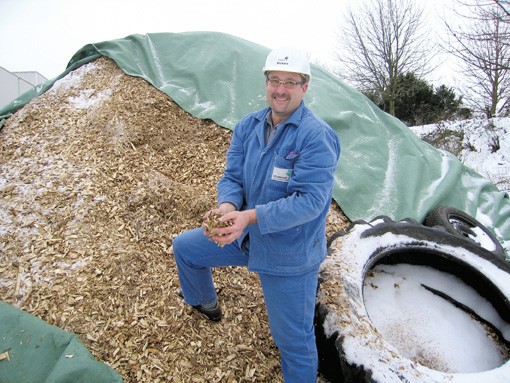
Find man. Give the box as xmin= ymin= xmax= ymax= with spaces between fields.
xmin=172 ymin=46 xmax=340 ymax=382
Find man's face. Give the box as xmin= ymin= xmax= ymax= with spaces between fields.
xmin=265 ymin=71 xmax=308 ymax=125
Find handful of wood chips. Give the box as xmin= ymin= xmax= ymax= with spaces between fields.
xmin=202 ymin=213 xmax=233 ymax=246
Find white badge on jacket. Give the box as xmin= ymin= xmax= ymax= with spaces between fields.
xmin=272 ymin=167 xmax=292 ymax=182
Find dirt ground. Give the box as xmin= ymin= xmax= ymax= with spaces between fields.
xmin=0 ymin=57 xmax=349 ymax=382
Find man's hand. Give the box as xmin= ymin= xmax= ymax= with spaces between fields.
xmin=205 ymin=209 xmax=257 ymax=246
xmin=202 ymin=202 xmax=237 ymax=222
xmin=202 ymin=202 xmax=238 ymax=240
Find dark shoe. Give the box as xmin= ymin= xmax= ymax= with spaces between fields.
xmin=192 ymin=302 xmax=223 ymax=322
xmin=176 ymin=288 xmax=222 ymax=322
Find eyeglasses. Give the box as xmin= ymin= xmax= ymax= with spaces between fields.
xmin=267 ymin=79 xmax=305 ymax=89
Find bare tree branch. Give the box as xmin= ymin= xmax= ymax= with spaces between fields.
xmin=444 ymin=0 xmax=510 ymax=117
xmin=494 ymin=0 xmax=510 ymax=17
xmin=334 ymin=0 xmax=436 ymax=116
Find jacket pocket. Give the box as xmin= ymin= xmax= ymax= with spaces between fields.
xmin=268 ymin=153 xmax=294 ymax=190
xmin=266 ymin=226 xmax=306 ymax=265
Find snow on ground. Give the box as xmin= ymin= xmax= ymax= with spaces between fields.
xmin=410 ymin=117 xmax=510 ymax=255
xmin=410 ymin=118 xmax=510 ymax=193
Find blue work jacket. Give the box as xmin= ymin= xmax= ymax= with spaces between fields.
xmin=217 ymin=101 xmax=341 ymax=276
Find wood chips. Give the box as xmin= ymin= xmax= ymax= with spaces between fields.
xmin=0 ymin=57 xmax=349 ymax=382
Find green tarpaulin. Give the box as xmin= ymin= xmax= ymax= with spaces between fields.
xmin=1 ymin=31 xmax=508 ymax=255
xmin=0 ymin=302 xmax=123 ymax=383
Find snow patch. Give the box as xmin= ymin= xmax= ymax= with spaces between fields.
xmin=410 ymin=118 xmax=510 ymax=193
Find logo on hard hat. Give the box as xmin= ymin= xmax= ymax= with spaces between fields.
xmin=277 ymin=56 xmax=289 ymax=66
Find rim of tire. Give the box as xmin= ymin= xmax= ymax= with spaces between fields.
xmin=317 ymin=219 xmax=510 ymax=383
xmin=424 ymin=205 xmax=506 ymax=258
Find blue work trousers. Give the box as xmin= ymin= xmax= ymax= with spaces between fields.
xmin=172 ymin=227 xmax=319 ymax=383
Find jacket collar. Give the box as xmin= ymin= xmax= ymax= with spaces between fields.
xmin=255 ymin=101 xmax=305 ymax=128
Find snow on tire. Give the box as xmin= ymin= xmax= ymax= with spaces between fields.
xmin=424 ymin=205 xmax=506 ymax=258
xmin=316 ymin=217 xmax=510 ymax=383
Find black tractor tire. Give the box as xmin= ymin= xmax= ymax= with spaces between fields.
xmin=316 ymin=217 xmax=510 ymax=383
xmin=424 ymin=205 xmax=506 ymax=258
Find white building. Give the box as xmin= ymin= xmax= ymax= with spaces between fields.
xmin=1 ymin=66 xmax=47 ymax=110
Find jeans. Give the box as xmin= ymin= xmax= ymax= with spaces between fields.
xmin=172 ymin=227 xmax=319 ymax=383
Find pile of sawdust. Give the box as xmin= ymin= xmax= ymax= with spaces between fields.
xmin=0 ymin=57 xmax=349 ymax=382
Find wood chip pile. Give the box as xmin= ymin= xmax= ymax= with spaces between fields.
xmin=0 ymin=57 xmax=349 ymax=382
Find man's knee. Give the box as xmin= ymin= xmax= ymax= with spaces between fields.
xmin=172 ymin=228 xmax=202 ymax=256
xmin=172 ymin=232 xmax=186 ymax=254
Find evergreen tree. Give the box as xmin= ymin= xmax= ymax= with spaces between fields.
xmin=365 ymin=73 xmax=471 ymax=125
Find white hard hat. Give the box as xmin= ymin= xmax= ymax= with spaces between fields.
xmin=262 ymin=46 xmax=311 ymax=77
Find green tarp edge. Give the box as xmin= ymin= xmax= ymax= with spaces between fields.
xmin=0 ymin=301 xmax=123 ymax=383
xmin=1 ymin=31 xmax=509 ymax=257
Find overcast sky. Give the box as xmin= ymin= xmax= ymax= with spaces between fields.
xmin=0 ymin=0 xmax=453 ymax=84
